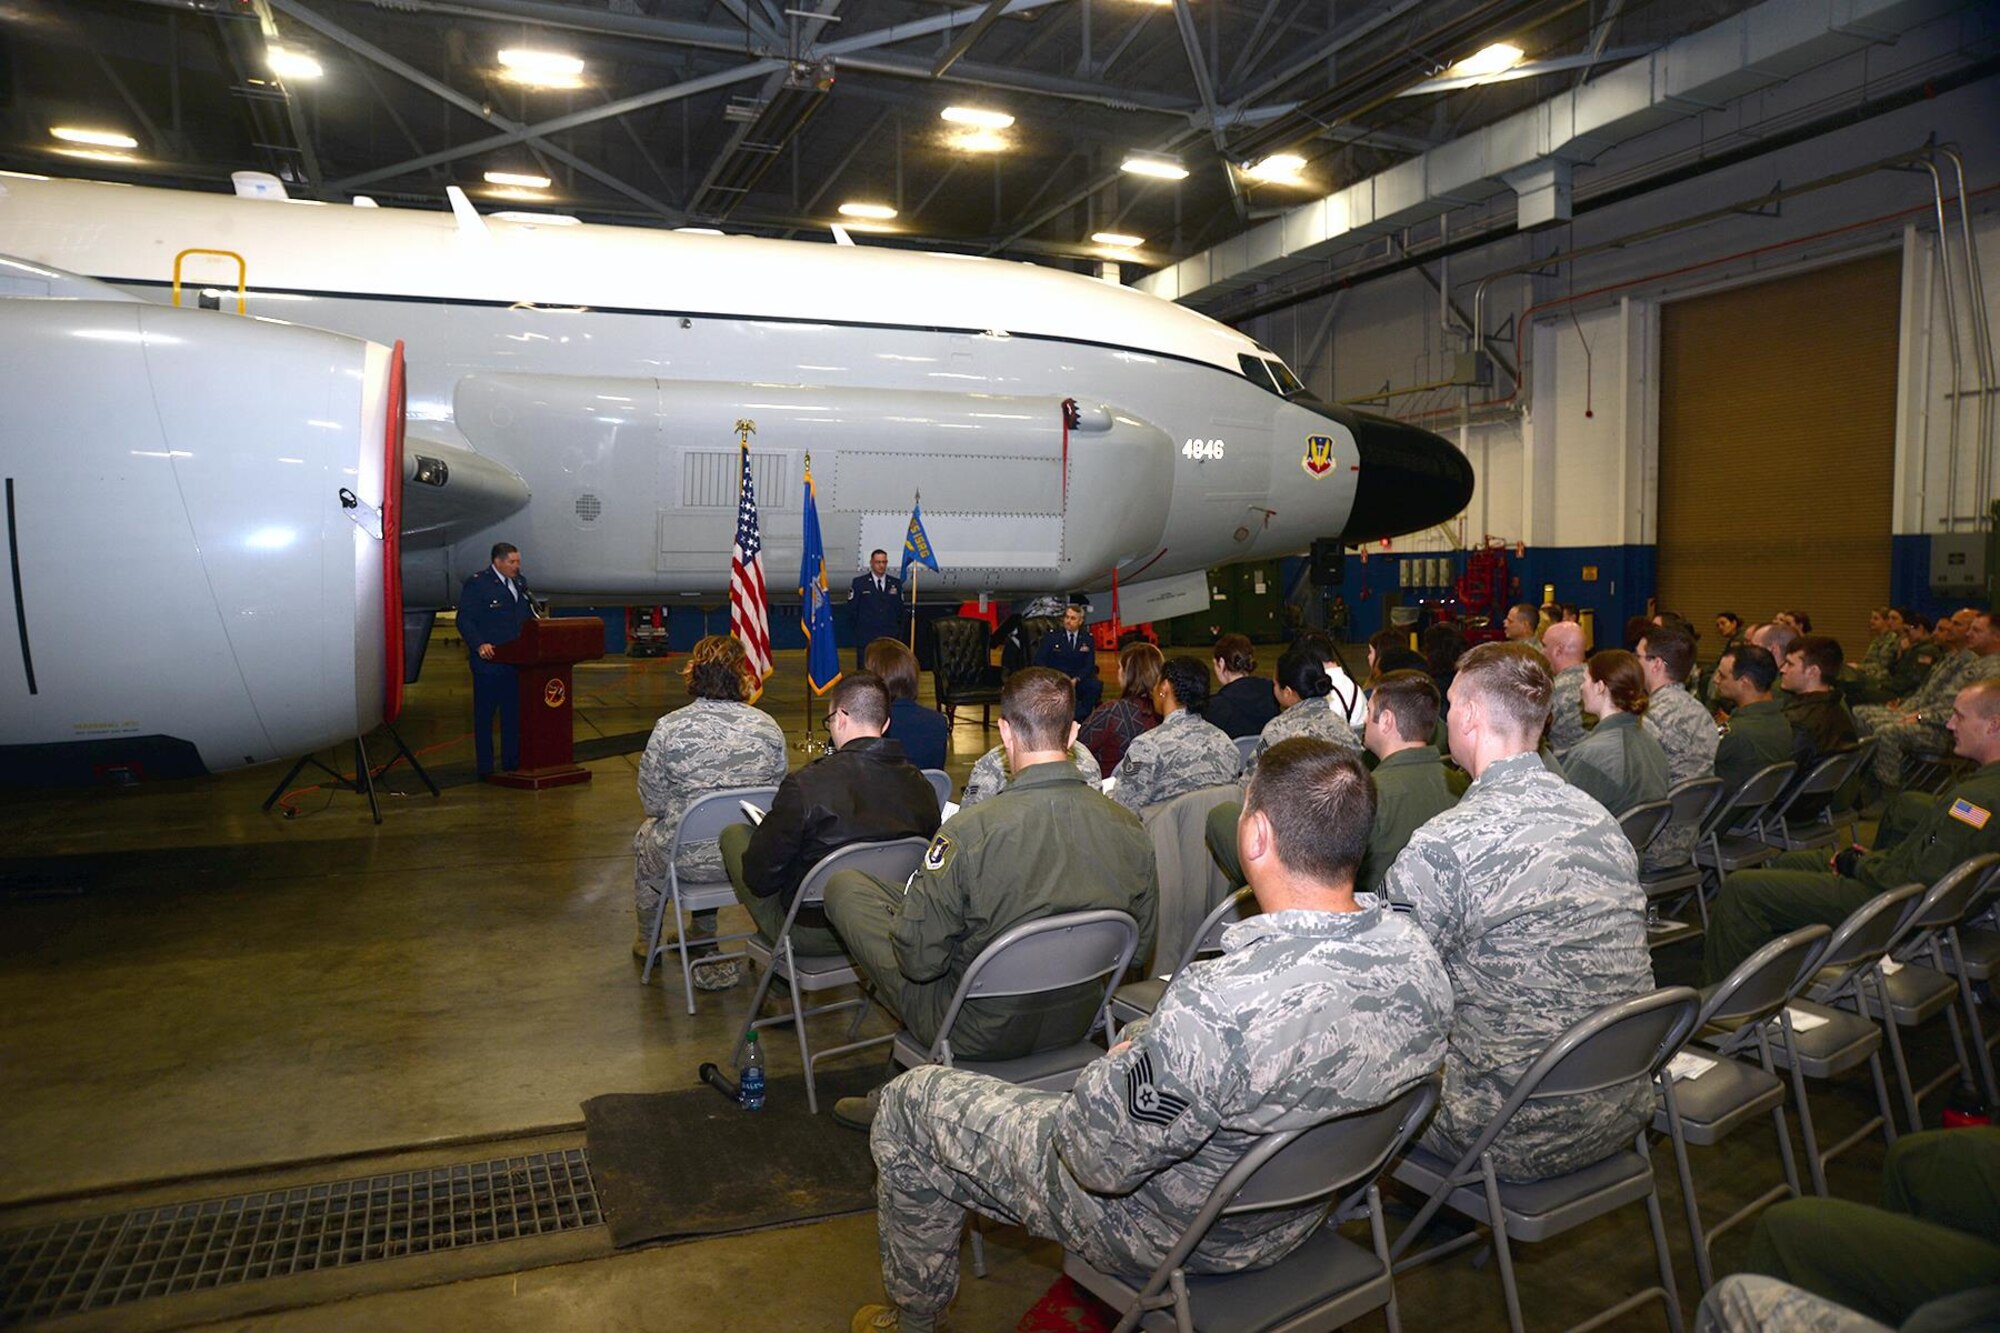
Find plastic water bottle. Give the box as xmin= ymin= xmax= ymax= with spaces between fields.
xmin=739 ymin=1032 xmax=766 ymax=1112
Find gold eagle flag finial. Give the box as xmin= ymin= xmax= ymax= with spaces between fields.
xmin=735 ymin=418 xmax=757 ymax=443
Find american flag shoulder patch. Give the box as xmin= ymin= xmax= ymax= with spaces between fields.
xmin=1949 ymin=798 xmax=1991 ymax=829
xmin=1124 ymin=1051 xmax=1189 ymax=1128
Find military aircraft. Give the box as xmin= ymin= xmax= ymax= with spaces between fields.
xmin=0 ymin=173 xmax=1471 ymax=780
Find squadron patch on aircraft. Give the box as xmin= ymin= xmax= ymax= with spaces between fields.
xmin=1302 ymin=434 xmax=1335 ymax=477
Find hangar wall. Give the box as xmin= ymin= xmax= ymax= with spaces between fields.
xmin=1232 ymin=17 xmax=2000 ymax=648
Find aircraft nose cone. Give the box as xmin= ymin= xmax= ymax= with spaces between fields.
xmin=1340 ymin=410 xmax=1474 ymax=543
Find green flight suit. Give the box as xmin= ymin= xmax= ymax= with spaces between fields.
xmin=1742 ymin=1128 xmax=2000 ymax=1327
xmin=1563 ymin=711 xmax=1670 ymax=817
xmin=1716 ymin=698 xmax=1794 ymax=794
xmin=1703 ymin=759 xmax=2000 ymax=980
xmin=1360 ymin=748 xmax=1461 ymax=896
xmin=823 ymin=760 xmax=1157 ymax=1062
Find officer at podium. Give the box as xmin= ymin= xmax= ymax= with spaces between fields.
xmin=459 ymin=541 xmax=539 ymax=777
xmin=849 ymin=548 xmax=904 ymax=668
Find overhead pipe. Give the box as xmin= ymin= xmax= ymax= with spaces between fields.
xmin=1913 ymin=157 xmax=1967 ymax=531
xmin=1941 ymin=147 xmax=1997 ymax=530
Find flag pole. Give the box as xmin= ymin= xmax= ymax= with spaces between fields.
xmin=799 ymin=451 xmax=819 ymax=754
xmin=907 ymin=564 xmax=918 ymax=650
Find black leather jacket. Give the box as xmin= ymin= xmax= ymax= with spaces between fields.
xmin=740 ymin=734 xmax=941 ymax=910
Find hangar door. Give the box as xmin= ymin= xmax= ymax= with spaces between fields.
xmin=1656 ymin=251 xmax=1900 ymax=661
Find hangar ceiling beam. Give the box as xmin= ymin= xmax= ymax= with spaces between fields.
xmin=272 ymin=0 xmax=688 ymax=217
xmin=833 ymin=53 xmax=1195 ymax=116
xmin=322 ymin=0 xmax=1068 ymax=192
xmin=930 ymin=0 xmax=1010 ymax=78
xmin=363 ymin=0 xmax=768 ymax=56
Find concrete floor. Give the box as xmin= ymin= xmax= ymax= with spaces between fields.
xmin=0 ymin=644 xmax=1936 ymax=1330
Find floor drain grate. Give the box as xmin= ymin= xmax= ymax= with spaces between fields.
xmin=0 ymin=1148 xmax=601 ymax=1322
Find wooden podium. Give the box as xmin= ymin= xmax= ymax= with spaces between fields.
xmin=488 ymin=617 xmax=605 ymax=789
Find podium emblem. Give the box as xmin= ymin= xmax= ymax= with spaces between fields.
xmin=1302 ymin=435 xmax=1335 ymax=477
xmin=544 ymin=679 xmax=567 ymax=708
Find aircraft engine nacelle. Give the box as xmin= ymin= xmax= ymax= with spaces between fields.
xmin=0 ymin=300 xmax=403 ymax=783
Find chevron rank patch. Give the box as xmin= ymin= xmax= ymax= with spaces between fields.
xmin=922 ymin=832 xmax=954 ymax=873
xmin=1124 ymin=1050 xmax=1189 ymax=1127
xmin=1949 ymin=798 xmax=1991 ymax=830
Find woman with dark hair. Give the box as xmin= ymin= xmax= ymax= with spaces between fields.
xmin=1563 ymin=648 xmax=1669 ymax=816
xmin=633 ymin=634 xmax=787 ymax=978
xmin=1109 ymin=656 xmax=1242 ymax=810
xmin=1204 ymin=633 xmax=1278 ymax=738
xmin=864 ymin=637 xmax=948 ymax=770
xmin=1420 ymin=623 xmax=1467 ymax=697
xmin=1078 ymin=640 xmax=1164 ymax=774
xmin=1248 ymin=643 xmax=1362 ymax=773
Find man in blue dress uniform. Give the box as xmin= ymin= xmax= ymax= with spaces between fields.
xmin=849 ymin=548 xmax=904 ymax=668
xmin=458 ymin=541 xmax=538 ymax=777
xmin=1033 ymin=596 xmax=1102 ymax=721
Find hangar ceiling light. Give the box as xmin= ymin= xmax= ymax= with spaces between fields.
xmin=1243 ymin=153 xmax=1306 ymax=184
xmin=838 ymin=201 xmax=897 ymax=220
xmin=267 ymin=47 xmax=323 ymax=81
xmin=1091 ymin=232 xmax=1143 ymax=248
xmin=1447 ymin=42 xmax=1524 ymax=80
xmin=940 ymin=106 xmax=1014 ymax=130
xmin=49 ymin=126 xmax=137 ymax=150
xmin=497 ymin=48 xmax=585 ymax=89
xmin=1120 ymin=154 xmax=1187 ymax=181
xmin=484 ymin=170 xmax=552 ymax=189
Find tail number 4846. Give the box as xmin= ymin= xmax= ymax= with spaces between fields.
xmin=1182 ymin=438 xmax=1225 ymax=462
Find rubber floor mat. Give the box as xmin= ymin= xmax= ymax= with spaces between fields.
xmin=583 ymin=1068 xmax=880 ymax=1248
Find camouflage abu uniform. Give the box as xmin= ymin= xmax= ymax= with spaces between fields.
xmin=1643 ymin=681 xmax=1720 ymax=869
xmin=1855 ymin=649 xmax=1985 ymax=785
xmin=1548 ymin=662 xmax=1589 ymax=754
xmin=1859 ymin=630 xmax=1901 ymax=690
xmin=1695 ymin=1276 xmax=1890 ymax=1333
xmin=958 ymin=740 xmax=1100 ymax=808
xmin=1112 ymin=708 xmax=1242 ymax=811
xmin=867 ymin=902 xmax=1451 ymax=1330
xmin=632 ymin=698 xmax=787 ymax=920
xmin=1245 ymin=696 xmax=1362 ymax=776
xmin=1383 ymin=750 xmax=1656 ymax=1181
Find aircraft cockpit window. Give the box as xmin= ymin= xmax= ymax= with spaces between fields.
xmin=1266 ymin=358 xmax=1305 ymax=398
xmin=1237 ymin=353 xmax=1279 ymax=394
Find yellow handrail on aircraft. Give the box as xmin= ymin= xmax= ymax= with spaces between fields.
xmin=171 ymin=248 xmax=247 ymax=315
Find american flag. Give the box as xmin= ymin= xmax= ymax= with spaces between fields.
xmin=730 ymin=427 xmax=773 ymax=688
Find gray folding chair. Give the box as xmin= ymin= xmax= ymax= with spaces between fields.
xmin=1655 ymin=925 xmax=1830 ymax=1289
xmin=1639 ymin=777 xmax=1725 ymax=947
xmin=639 ymin=785 xmax=778 ymax=1015
xmin=1757 ymin=745 xmax=1871 ymax=852
xmin=890 ymin=908 xmax=1139 ymax=1090
xmin=1936 ymin=873 xmax=2000 ymax=1106
xmin=1233 ymin=734 xmax=1263 ymax=768
xmin=1390 ymin=986 xmax=1702 ymax=1333
xmin=1065 ymin=1078 xmax=1440 ymax=1333
xmin=1844 ymin=854 xmax=2000 ymax=1129
xmin=1767 ymin=882 xmax=1924 ymax=1195
xmin=1618 ymin=800 xmax=1673 ymax=858
xmin=1111 ymin=887 xmax=1256 ymax=1037
xmin=920 ymin=768 xmax=953 ymax=808
xmin=732 ymin=836 xmax=930 ymax=1114
xmin=1692 ymin=762 xmax=1796 ymax=926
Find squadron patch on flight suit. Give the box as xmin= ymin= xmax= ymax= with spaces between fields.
xmin=922 ymin=832 xmax=954 ymax=873
xmin=1124 ymin=1051 xmax=1189 ymax=1127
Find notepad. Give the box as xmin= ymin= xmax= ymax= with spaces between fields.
xmin=740 ymin=802 xmax=765 ymax=825
xmin=1666 ymin=1051 xmax=1718 ymax=1082
xmin=939 ymin=801 xmax=960 ymax=822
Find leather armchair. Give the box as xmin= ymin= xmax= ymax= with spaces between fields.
xmin=932 ymin=616 xmax=1004 ymax=728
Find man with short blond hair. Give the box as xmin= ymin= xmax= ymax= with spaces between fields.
xmin=1383 ymin=642 xmax=1654 ymax=1181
